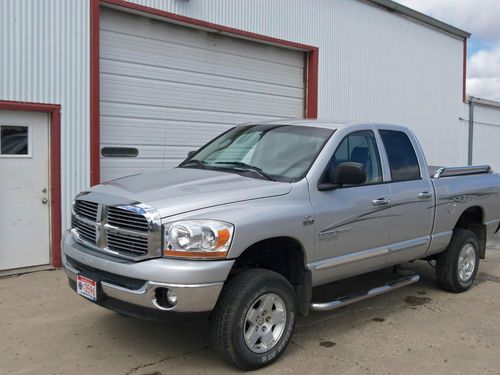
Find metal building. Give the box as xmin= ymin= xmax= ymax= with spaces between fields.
xmin=0 ymin=0 xmax=489 ymax=271
xmin=463 ymin=97 xmax=500 ymax=172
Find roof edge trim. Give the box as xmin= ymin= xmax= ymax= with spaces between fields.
xmin=365 ymin=0 xmax=471 ymax=39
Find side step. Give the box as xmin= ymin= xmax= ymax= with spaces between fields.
xmin=310 ymin=274 xmax=420 ymax=312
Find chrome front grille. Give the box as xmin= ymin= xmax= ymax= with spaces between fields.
xmin=71 ymin=195 xmax=162 ymax=261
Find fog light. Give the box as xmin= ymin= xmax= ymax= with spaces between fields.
xmin=154 ymin=287 xmax=177 ymax=309
xmin=167 ymin=289 xmax=178 ymax=306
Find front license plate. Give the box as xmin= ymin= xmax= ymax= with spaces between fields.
xmin=77 ymin=275 xmax=98 ymax=301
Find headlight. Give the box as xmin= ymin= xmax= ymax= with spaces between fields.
xmin=163 ymin=220 xmax=234 ymax=259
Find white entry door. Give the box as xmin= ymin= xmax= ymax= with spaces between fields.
xmin=0 ymin=110 xmax=50 ymax=271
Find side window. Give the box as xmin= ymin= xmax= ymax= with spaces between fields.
xmin=324 ymin=130 xmax=383 ymax=185
xmin=379 ymin=130 xmax=421 ymax=181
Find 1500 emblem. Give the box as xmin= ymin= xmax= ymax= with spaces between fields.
xmin=319 ymin=227 xmax=351 ymax=241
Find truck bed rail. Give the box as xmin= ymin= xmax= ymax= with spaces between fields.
xmin=432 ymin=165 xmax=492 ymax=179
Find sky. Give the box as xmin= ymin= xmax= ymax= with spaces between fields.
xmin=395 ymin=0 xmax=500 ymax=102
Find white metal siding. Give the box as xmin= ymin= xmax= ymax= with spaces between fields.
xmin=0 ymin=0 xmax=89 ymax=231
xmin=471 ymin=104 xmax=500 ymax=172
xmin=0 ymin=0 xmax=469 ymax=230
xmin=99 ymin=7 xmax=305 ymax=181
xmin=127 ymin=0 xmax=468 ymax=167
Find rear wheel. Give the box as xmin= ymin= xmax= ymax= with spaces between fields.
xmin=436 ymin=229 xmax=480 ymax=292
xmin=211 ymin=269 xmax=296 ymax=370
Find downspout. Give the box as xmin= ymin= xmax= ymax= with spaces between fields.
xmin=468 ymin=97 xmax=474 ymax=166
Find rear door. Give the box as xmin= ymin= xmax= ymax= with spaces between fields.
xmin=378 ymin=128 xmax=434 ymax=264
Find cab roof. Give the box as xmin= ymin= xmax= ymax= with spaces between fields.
xmin=251 ymin=118 xmax=408 ymax=131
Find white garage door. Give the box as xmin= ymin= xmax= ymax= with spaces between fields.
xmin=100 ymin=7 xmax=305 ymax=181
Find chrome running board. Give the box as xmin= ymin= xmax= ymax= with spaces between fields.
xmin=310 ymin=274 xmax=420 ymax=312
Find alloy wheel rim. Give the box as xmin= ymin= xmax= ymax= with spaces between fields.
xmin=458 ymin=243 xmax=476 ymax=282
xmin=243 ymin=293 xmax=287 ymax=354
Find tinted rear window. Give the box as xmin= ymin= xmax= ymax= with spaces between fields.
xmin=379 ymin=130 xmax=420 ymax=181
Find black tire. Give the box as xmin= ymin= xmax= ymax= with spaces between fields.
xmin=211 ymin=269 xmax=296 ymax=370
xmin=436 ymin=229 xmax=480 ymax=293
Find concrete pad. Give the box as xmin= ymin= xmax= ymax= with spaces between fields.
xmin=1 ymin=235 xmax=499 ymax=374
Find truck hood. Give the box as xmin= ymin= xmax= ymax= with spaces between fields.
xmin=91 ymin=168 xmax=293 ymax=218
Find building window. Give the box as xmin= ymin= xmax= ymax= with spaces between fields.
xmin=0 ymin=125 xmax=31 ymax=157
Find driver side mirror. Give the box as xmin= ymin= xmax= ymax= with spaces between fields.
xmin=187 ymin=150 xmax=197 ymax=159
xmin=318 ymin=162 xmax=366 ymax=191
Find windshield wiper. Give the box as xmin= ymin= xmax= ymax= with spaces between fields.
xmin=214 ymin=161 xmax=276 ymax=181
xmin=180 ymin=159 xmax=207 ymax=169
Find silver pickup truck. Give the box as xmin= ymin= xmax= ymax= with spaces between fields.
xmin=63 ymin=120 xmax=500 ymax=369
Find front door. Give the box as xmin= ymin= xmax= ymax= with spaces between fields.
xmin=0 ymin=110 xmax=50 ymax=271
xmin=309 ymin=130 xmax=392 ymax=285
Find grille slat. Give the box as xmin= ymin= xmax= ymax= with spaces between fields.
xmin=107 ymin=218 xmax=149 ymax=229
xmin=107 ymin=235 xmax=148 ymax=247
xmin=75 ymin=226 xmax=95 ymax=240
xmin=107 ymin=207 xmax=148 ymax=232
xmin=108 ymin=232 xmax=148 ymax=255
xmin=72 ymin=216 xmax=96 ymax=244
xmin=107 ymin=210 xmax=144 ymax=218
xmin=72 ymin=199 xmax=157 ymax=260
xmin=74 ymin=200 xmax=98 ymax=221
xmin=78 ymin=201 xmax=98 ymax=209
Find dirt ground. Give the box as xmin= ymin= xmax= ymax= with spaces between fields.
xmin=1 ymin=234 xmax=500 ymax=375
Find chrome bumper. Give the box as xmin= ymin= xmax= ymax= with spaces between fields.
xmin=62 ymin=230 xmax=234 ymax=313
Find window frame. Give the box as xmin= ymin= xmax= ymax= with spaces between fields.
xmin=318 ymin=129 xmax=385 ymax=190
xmin=378 ymin=129 xmax=422 ymax=183
xmin=0 ymin=124 xmax=33 ymax=158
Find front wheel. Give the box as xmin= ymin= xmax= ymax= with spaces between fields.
xmin=436 ymin=229 xmax=480 ymax=292
xmin=210 ymin=269 xmax=296 ymax=370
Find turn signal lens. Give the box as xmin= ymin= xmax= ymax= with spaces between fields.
xmin=216 ymin=228 xmax=231 ymax=248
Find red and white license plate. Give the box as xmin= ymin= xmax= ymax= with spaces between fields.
xmin=77 ymin=275 xmax=98 ymax=301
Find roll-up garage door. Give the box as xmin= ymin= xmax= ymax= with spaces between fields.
xmin=100 ymin=7 xmax=305 ymax=182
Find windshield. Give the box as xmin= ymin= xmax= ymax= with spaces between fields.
xmin=179 ymin=124 xmax=334 ymax=182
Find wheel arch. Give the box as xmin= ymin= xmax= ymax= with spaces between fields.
xmin=454 ymin=205 xmax=486 ymax=259
xmin=231 ymin=236 xmax=312 ymax=316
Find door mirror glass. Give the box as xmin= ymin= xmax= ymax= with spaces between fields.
xmin=332 ymin=162 xmax=366 ymax=185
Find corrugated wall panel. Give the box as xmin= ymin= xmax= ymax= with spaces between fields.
xmin=471 ymin=104 xmax=500 ymax=172
xmin=128 ymin=0 xmax=468 ymax=167
xmin=0 ymin=0 xmax=90 ymax=231
xmin=1 ymin=0 xmax=469 ymax=231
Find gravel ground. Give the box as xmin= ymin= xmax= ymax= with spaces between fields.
xmin=1 ymin=234 xmax=499 ymax=375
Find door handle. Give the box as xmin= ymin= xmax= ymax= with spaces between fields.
xmin=418 ymin=191 xmax=432 ymax=199
xmin=372 ymin=197 xmax=390 ymax=206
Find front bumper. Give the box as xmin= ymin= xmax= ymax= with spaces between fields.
xmin=62 ymin=230 xmax=234 ymax=314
